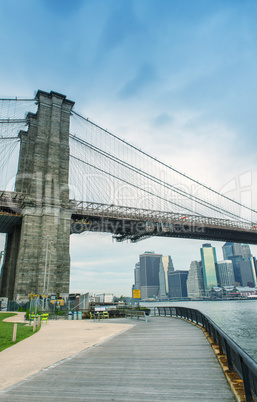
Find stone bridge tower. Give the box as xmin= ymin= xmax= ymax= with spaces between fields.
xmin=0 ymin=90 xmax=74 ymax=301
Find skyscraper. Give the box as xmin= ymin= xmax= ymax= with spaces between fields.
xmin=168 ymin=270 xmax=188 ymax=298
xmin=159 ymin=255 xmax=174 ymax=298
xmin=187 ymin=261 xmax=205 ymax=298
xmin=134 ymin=262 xmax=141 ymax=290
xmin=200 ymin=244 xmax=218 ymax=293
xmin=241 ymin=244 xmax=252 ymax=259
xmin=228 ymin=255 xmax=243 ymax=285
xmin=239 ymin=257 xmax=257 ymax=287
xmin=222 ymin=242 xmax=235 ymax=260
xmin=139 ymin=251 xmax=162 ymax=299
xmin=216 ymin=260 xmax=235 ymax=286
xmin=222 ymin=242 xmax=253 ymax=286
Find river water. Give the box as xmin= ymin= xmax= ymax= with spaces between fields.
xmin=141 ymin=300 xmax=257 ymax=363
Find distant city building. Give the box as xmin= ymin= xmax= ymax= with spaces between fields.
xmin=159 ymin=262 xmax=167 ymax=299
xmin=187 ymin=261 xmax=205 ymax=298
xmin=159 ymin=255 xmax=174 ymax=298
xmin=216 ymin=260 xmax=235 ymax=286
xmin=228 ymin=255 xmax=243 ymax=285
xmin=134 ymin=262 xmax=141 ymax=290
xmin=168 ymin=270 xmax=188 ymax=298
xmin=241 ymin=244 xmax=252 ymax=259
xmin=222 ymin=242 xmax=235 ymax=260
xmin=200 ymin=244 xmax=218 ymax=293
xmin=139 ymin=251 xmax=162 ymax=299
xmin=222 ymin=242 xmax=253 ymax=286
xmin=222 ymin=242 xmax=252 ymax=259
xmin=233 ymin=243 xmax=244 ymax=257
xmin=239 ymin=257 xmax=257 ymax=287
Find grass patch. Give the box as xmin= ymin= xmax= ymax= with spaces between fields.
xmin=0 ymin=313 xmax=40 ymax=352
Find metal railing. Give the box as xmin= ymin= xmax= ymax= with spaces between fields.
xmin=152 ymin=306 xmax=257 ymax=402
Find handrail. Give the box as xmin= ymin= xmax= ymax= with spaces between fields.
xmin=153 ymin=306 xmax=257 ymax=402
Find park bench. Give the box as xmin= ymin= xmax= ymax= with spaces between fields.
xmin=90 ymin=311 xmax=109 ymax=320
xmin=29 ymin=313 xmax=49 ymax=324
xmin=124 ymin=310 xmax=148 ymax=322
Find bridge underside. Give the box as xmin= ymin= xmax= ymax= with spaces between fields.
xmin=71 ymin=214 xmax=257 ymax=245
xmin=2 ymin=205 xmax=257 ymax=246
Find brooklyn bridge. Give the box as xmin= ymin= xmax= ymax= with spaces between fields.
xmin=1 ymin=90 xmax=257 ymax=301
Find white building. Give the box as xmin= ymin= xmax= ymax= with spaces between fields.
xmin=187 ymin=261 xmax=205 ymax=298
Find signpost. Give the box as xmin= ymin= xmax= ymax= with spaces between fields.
xmin=133 ymin=289 xmax=141 ymax=299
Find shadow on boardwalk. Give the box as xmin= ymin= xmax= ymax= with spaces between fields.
xmin=0 ymin=317 xmax=235 ymax=401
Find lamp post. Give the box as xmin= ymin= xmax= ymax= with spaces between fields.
xmin=0 ymin=250 xmax=4 ymax=269
xmin=46 ymin=241 xmax=52 ymax=310
xmin=43 ymin=236 xmax=49 ymax=310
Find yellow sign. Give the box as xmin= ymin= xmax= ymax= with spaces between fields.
xmin=133 ymin=289 xmax=141 ymax=299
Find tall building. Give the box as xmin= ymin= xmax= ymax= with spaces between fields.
xmin=228 ymin=255 xmax=243 ymax=285
xmin=139 ymin=251 xmax=162 ymax=299
xmin=159 ymin=262 xmax=167 ymax=299
xmin=241 ymin=244 xmax=252 ymax=259
xmin=200 ymin=244 xmax=218 ymax=293
xmin=233 ymin=243 xmax=244 ymax=257
xmin=168 ymin=270 xmax=188 ymax=298
xmin=222 ymin=242 xmax=235 ymax=260
xmin=134 ymin=262 xmax=141 ymax=290
xmin=187 ymin=261 xmax=205 ymax=299
xmin=239 ymin=257 xmax=257 ymax=287
xmin=159 ymin=255 xmax=174 ymax=298
xmin=216 ymin=260 xmax=235 ymax=286
xmin=222 ymin=242 xmax=253 ymax=286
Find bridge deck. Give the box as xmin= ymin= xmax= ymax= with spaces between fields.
xmin=0 ymin=317 xmax=235 ymax=401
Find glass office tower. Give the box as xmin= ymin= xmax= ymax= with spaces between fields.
xmin=200 ymin=244 xmax=218 ymax=293
xmin=139 ymin=251 xmax=162 ymax=299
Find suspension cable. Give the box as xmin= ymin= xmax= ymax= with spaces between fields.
xmin=72 ymin=110 xmax=257 ymax=217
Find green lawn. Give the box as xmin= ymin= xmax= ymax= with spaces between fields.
xmin=0 ymin=312 xmax=40 ymax=352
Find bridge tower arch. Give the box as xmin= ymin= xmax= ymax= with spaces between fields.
xmin=0 ymin=90 xmax=74 ymax=301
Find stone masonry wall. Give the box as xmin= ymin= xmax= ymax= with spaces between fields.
xmin=0 ymin=90 xmax=74 ymax=301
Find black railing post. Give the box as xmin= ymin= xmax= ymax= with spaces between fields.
xmin=240 ymin=357 xmax=253 ymax=402
xmin=224 ymin=339 xmax=233 ymax=371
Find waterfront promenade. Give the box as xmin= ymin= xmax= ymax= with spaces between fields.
xmin=0 ymin=316 xmax=235 ymax=401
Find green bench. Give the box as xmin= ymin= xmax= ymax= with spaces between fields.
xmin=29 ymin=313 xmax=49 ymax=323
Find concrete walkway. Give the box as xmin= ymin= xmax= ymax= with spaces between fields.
xmin=0 ymin=315 xmax=235 ymax=401
xmin=0 ymin=313 xmax=132 ymax=390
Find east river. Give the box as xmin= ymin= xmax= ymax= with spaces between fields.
xmin=140 ymin=300 xmax=257 ymax=363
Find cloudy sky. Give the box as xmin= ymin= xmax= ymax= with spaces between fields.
xmin=1 ymin=0 xmax=257 ymax=296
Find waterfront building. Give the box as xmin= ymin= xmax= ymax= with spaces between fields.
xmin=200 ymin=244 xmax=218 ymax=294
xmin=222 ymin=242 xmax=247 ymax=286
xmin=159 ymin=261 xmax=167 ymax=299
xmin=216 ymin=260 xmax=235 ymax=287
xmin=239 ymin=257 xmax=257 ymax=287
xmin=187 ymin=261 xmax=205 ymax=299
xmin=134 ymin=262 xmax=141 ymax=290
xmin=139 ymin=251 xmax=162 ymax=299
xmin=168 ymin=270 xmax=188 ymax=298
xmin=159 ymin=255 xmax=174 ymax=298
xmin=162 ymin=256 xmax=174 ymax=294
xmin=228 ymin=255 xmax=243 ymax=285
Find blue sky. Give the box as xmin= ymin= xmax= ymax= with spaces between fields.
xmin=1 ymin=0 xmax=257 ymax=296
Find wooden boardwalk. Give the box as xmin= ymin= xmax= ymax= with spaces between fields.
xmin=0 ymin=317 xmax=235 ymax=401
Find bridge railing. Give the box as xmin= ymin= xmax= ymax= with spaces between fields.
xmin=152 ymin=306 xmax=257 ymax=402
xmin=71 ymin=200 xmax=257 ymax=232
